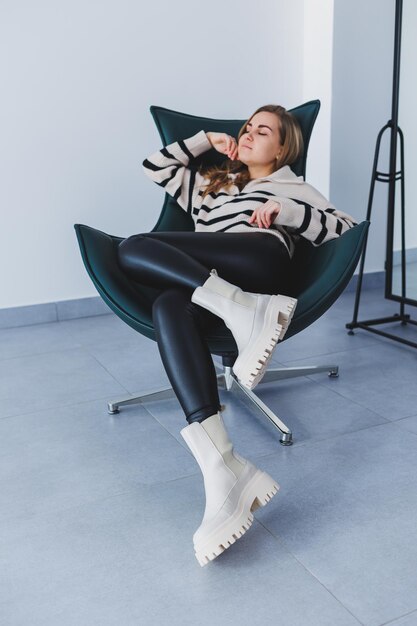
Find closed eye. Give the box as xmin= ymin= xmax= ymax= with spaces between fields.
xmin=243 ymin=130 xmax=267 ymax=136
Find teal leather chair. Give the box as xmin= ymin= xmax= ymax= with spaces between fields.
xmin=74 ymin=100 xmax=369 ymax=445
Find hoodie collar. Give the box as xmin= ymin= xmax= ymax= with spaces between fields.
xmin=260 ymin=164 xmax=304 ymax=184
xmin=229 ymin=165 xmax=304 ymax=185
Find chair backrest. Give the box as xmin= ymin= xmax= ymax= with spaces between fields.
xmin=148 ymin=100 xmax=321 ymax=232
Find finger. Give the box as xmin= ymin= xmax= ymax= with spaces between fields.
xmin=263 ymin=211 xmax=270 ymax=228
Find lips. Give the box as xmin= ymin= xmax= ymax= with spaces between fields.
xmin=241 ymin=145 xmax=252 ymax=150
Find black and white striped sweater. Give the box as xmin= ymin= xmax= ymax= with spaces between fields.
xmin=142 ymin=130 xmax=358 ymax=259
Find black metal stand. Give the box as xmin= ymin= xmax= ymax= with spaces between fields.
xmin=345 ymin=0 xmax=417 ymax=349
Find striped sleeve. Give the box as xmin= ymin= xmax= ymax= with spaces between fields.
xmin=142 ymin=130 xmax=212 ymax=215
xmin=273 ymin=198 xmax=358 ymax=247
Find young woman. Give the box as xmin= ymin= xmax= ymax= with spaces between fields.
xmin=117 ymin=104 xmax=358 ymax=566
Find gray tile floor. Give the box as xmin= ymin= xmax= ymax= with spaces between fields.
xmin=1 ymin=287 xmax=417 ymax=626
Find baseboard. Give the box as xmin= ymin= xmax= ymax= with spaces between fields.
xmin=343 ymin=270 xmax=385 ymax=293
xmin=0 ymin=271 xmax=386 ymax=330
xmin=393 ymin=247 xmax=417 ymax=266
xmin=0 ymin=296 xmax=111 ymax=330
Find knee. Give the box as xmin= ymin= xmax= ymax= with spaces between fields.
xmin=117 ymin=234 xmax=147 ymax=268
xmin=118 ymin=233 xmax=146 ymax=254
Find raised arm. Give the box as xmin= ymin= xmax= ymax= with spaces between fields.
xmin=142 ymin=130 xmax=212 ymax=215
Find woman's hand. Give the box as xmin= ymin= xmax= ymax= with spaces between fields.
xmin=206 ymin=132 xmax=238 ymax=160
xmin=248 ymin=200 xmax=281 ymax=229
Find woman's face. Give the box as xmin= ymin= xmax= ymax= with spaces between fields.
xmin=237 ymin=111 xmax=283 ymax=169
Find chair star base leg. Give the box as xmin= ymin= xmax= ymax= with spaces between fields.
xmin=107 ymin=386 xmax=175 ymax=414
xmin=215 ymin=361 xmax=339 ymax=446
xmin=106 ymin=362 xmax=339 ymax=447
xmin=216 ymin=366 xmax=293 ymax=446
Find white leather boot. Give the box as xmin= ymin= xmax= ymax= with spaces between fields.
xmin=180 ymin=411 xmax=279 ymax=567
xmin=191 ymin=269 xmax=297 ymax=390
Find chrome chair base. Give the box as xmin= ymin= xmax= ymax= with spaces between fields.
xmin=107 ymin=362 xmax=339 ymax=446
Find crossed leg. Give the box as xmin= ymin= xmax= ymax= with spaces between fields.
xmin=117 ymin=231 xmax=292 ymax=423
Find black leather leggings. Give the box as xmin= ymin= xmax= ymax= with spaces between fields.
xmin=117 ymin=231 xmax=292 ymax=424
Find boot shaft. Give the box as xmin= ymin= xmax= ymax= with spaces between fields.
xmin=191 ymin=278 xmax=261 ymax=354
xmin=180 ymin=412 xmax=245 ymax=480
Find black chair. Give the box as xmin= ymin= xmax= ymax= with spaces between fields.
xmin=74 ymin=100 xmax=369 ymax=445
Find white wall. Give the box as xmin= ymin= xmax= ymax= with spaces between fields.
xmin=330 ymin=0 xmax=396 ymax=274
xmin=2 ymin=0 xmax=403 ymax=310
xmin=303 ymin=0 xmax=334 ymax=197
xmin=1 ymin=0 xmax=313 ymax=309
xmin=396 ymin=0 xmax=417 ymax=251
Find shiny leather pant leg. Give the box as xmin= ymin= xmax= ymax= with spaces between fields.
xmin=152 ymin=288 xmax=223 ymax=424
xmin=116 ymin=232 xmax=292 ymax=424
xmin=117 ymin=231 xmax=292 ymax=294
xmin=117 ymin=233 xmax=211 ymax=292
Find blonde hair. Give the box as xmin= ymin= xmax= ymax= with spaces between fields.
xmin=198 ymin=104 xmax=304 ymax=200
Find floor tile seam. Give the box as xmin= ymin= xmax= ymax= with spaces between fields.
xmin=277 ymin=341 xmax=382 ymax=367
xmin=306 ymin=377 xmax=391 ymax=416
xmin=280 ymin=326 xmax=417 ymax=364
xmin=82 ymin=347 xmax=135 ymax=393
xmin=0 ymin=312 xmax=116 ymax=331
xmin=395 ymin=413 xmax=417 ymax=423
xmin=139 ymin=401 xmax=187 ymax=441
xmin=0 ymin=393 xmax=128 ymax=424
xmin=1 ymin=420 xmax=201 ymax=488
xmin=230 ymin=365 xmax=389 ymax=423
xmin=0 ymin=471 xmax=202 ymax=535
xmin=0 ymin=322 xmax=135 ymax=360
xmin=388 ymin=419 xmax=417 ymax=440
xmin=0 ymin=335 xmax=147 ymax=365
xmin=353 ymin=333 xmax=417 ymax=354
xmin=255 ymin=420 xmax=404 ymax=460
xmin=275 ymin=333 xmax=382 ymax=359
xmin=254 ymin=519 xmax=365 ymax=625
xmin=378 ymin=607 xmax=417 ymax=626
xmin=303 ymin=374 xmax=416 ymax=421
xmin=0 ymin=486 xmax=146 ymax=534
xmin=0 ymin=342 xmax=92 ymax=365
xmin=138 ymin=403 xmax=213 ymax=473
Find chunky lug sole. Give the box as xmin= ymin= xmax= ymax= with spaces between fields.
xmin=233 ymin=294 xmax=297 ymax=390
xmin=194 ymin=469 xmax=280 ymax=567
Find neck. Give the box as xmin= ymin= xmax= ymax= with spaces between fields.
xmin=248 ymin=161 xmax=278 ymax=180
